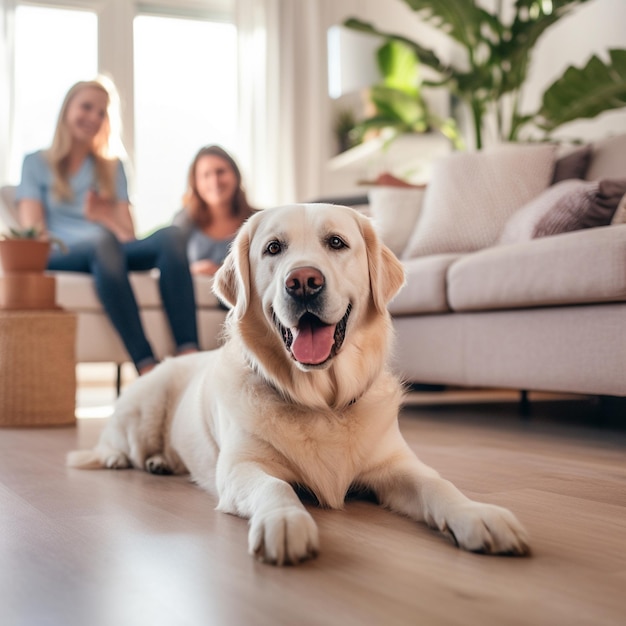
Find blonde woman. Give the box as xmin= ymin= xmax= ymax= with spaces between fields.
xmin=174 ymin=145 xmax=256 ymax=276
xmin=16 ymin=77 xmax=198 ymax=374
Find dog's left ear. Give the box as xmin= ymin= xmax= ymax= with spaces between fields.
xmin=358 ymin=214 xmax=406 ymax=314
xmin=213 ymin=223 xmax=251 ymax=320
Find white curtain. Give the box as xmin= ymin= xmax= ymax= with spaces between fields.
xmin=236 ymin=0 xmax=325 ymax=207
xmin=0 ymin=0 xmax=16 ymax=186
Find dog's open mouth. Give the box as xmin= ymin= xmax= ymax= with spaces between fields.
xmin=274 ymin=305 xmax=351 ymax=366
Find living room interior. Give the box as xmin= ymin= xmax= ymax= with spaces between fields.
xmin=1 ymin=0 xmax=626 ymax=624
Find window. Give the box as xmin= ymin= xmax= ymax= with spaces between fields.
xmin=133 ymin=15 xmax=238 ymax=234
xmin=7 ymin=1 xmax=237 ymax=236
xmin=10 ymin=5 xmax=98 ymax=182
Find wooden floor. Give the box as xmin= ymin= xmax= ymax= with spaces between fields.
xmin=1 ymin=391 xmax=625 ymax=626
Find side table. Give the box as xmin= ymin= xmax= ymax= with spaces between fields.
xmin=0 ymin=310 xmax=77 ymax=427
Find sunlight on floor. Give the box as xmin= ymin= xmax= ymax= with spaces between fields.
xmin=75 ymin=363 xmax=135 ymax=419
xmin=75 ymin=405 xmax=114 ymax=419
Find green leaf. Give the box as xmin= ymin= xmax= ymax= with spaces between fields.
xmin=358 ymin=116 xmax=412 ymax=134
xmin=377 ymin=40 xmax=420 ymax=93
xmin=537 ymin=49 xmax=626 ymax=131
xmin=402 ymin=0 xmax=494 ymax=51
xmin=369 ymin=85 xmax=427 ymax=127
xmin=8 ymin=226 xmax=39 ymax=239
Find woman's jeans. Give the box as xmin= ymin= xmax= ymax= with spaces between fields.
xmin=48 ymin=226 xmax=199 ymax=371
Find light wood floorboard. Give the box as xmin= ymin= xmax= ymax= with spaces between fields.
xmin=1 ymin=396 xmax=625 ymax=626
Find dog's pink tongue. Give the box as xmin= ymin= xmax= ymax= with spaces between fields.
xmin=291 ymin=319 xmax=335 ymax=365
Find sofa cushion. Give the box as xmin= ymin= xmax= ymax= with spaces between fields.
xmin=402 ymin=143 xmax=556 ymax=259
xmin=389 ymin=253 xmax=462 ymax=315
xmin=368 ymin=186 xmax=425 ymax=256
xmin=448 ymin=224 xmax=626 ymax=312
xmin=54 ymin=271 xmax=221 ymax=311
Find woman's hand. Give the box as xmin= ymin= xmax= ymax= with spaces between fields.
xmin=84 ymin=191 xmax=136 ymax=242
xmin=84 ymin=190 xmax=114 ymax=223
xmin=190 ymin=259 xmax=220 ymax=276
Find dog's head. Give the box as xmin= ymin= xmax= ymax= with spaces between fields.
xmin=214 ymin=204 xmax=405 ymax=406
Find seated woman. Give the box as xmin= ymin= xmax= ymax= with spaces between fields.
xmin=174 ymin=145 xmax=257 ymax=275
xmin=15 ymin=77 xmax=199 ymax=374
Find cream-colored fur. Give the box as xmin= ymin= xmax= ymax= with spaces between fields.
xmin=67 ymin=204 xmax=530 ymax=565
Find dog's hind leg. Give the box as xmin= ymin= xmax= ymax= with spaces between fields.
xmin=145 ymin=454 xmax=173 ymax=475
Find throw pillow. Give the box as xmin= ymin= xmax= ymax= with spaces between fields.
xmin=497 ymin=178 xmax=626 ymax=244
xmin=368 ymin=186 xmax=426 ymax=256
xmin=402 ymin=143 xmax=556 ymax=258
xmin=551 ymin=145 xmax=592 ymax=183
xmin=498 ymin=180 xmax=598 ymax=244
xmin=535 ymin=179 xmax=626 ymax=236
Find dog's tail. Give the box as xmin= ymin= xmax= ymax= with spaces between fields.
xmin=66 ymin=449 xmax=105 ymax=469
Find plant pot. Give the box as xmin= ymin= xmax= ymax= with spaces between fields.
xmin=0 ymin=273 xmax=57 ymax=310
xmin=0 ymin=239 xmax=51 ymax=273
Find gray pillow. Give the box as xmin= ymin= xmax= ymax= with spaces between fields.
xmin=498 ymin=178 xmax=626 ymax=244
xmin=536 ymin=178 xmax=626 ymax=236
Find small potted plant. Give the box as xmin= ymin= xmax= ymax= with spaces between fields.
xmin=0 ymin=227 xmax=66 ymax=273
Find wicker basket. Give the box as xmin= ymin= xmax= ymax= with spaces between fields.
xmin=0 ymin=311 xmax=77 ymax=427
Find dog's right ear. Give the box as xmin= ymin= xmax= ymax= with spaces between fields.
xmin=213 ymin=224 xmax=251 ymax=320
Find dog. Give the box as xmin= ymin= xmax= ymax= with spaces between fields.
xmin=68 ymin=203 xmax=530 ymax=565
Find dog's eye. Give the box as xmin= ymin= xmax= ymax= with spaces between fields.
xmin=265 ymin=240 xmax=283 ymax=255
xmin=328 ymin=235 xmax=347 ymax=250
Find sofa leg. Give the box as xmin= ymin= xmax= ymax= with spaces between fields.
xmin=519 ymin=389 xmax=531 ymax=419
xmin=115 ymin=364 xmax=122 ymax=397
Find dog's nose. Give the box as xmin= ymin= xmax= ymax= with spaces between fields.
xmin=285 ymin=266 xmax=325 ymax=300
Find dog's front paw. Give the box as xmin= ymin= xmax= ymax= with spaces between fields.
xmin=437 ymin=502 xmax=530 ymax=556
xmin=249 ymin=507 xmax=319 ymax=565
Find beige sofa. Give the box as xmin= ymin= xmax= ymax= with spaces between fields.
xmin=389 ymin=224 xmax=626 ymax=397
xmin=381 ymin=135 xmax=626 ymax=398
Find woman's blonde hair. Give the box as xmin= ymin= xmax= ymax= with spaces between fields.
xmin=182 ymin=145 xmax=256 ymax=229
xmin=46 ymin=76 xmax=124 ymax=201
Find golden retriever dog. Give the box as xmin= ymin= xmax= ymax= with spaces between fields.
xmin=68 ymin=204 xmax=530 ymax=564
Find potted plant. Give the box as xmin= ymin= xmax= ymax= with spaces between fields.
xmin=0 ymin=227 xmax=52 ymax=273
xmin=345 ymin=0 xmax=626 ymax=149
xmin=358 ymin=39 xmax=463 ymax=150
